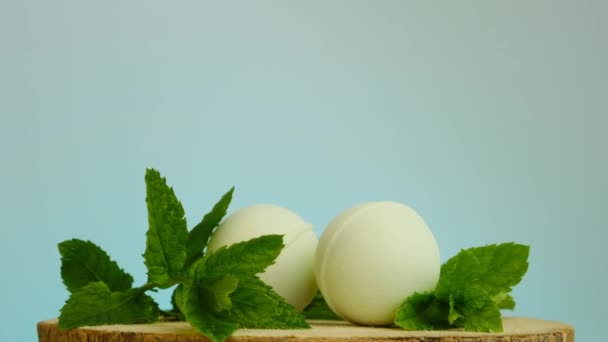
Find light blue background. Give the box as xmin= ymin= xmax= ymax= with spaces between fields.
xmin=1 ymin=1 xmax=606 ymax=340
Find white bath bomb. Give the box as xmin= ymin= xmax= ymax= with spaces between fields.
xmin=207 ymin=204 xmax=318 ymax=311
xmin=315 ymin=201 xmax=440 ymax=326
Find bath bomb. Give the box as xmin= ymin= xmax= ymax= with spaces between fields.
xmin=207 ymin=204 xmax=318 ymax=311
xmin=315 ymin=201 xmax=440 ymax=326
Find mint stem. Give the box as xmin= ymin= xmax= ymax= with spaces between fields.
xmin=133 ymin=282 xmax=159 ymax=295
xmin=133 ymin=278 xmax=187 ymax=295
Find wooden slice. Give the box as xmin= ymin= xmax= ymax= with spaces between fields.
xmin=38 ymin=317 xmax=574 ymax=342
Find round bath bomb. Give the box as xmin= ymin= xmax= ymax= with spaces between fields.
xmin=207 ymin=204 xmax=318 ymax=311
xmin=315 ymin=201 xmax=440 ymax=326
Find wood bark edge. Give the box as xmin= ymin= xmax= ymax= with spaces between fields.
xmin=37 ymin=318 xmax=574 ymax=342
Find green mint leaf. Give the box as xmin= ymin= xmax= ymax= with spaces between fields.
xmin=185 ymin=187 xmax=234 ymax=266
xmin=394 ymin=292 xmax=451 ymax=330
xmin=201 ymin=235 xmax=284 ymax=280
xmin=493 ymin=293 xmax=516 ymax=310
xmin=58 ymin=239 xmax=133 ymax=293
xmin=198 ymin=237 xmax=308 ymax=328
xmin=269 ymin=299 xmax=311 ymax=329
xmin=450 ymin=287 xmax=503 ymax=332
xmin=172 ymin=284 xmax=185 ymax=313
xmin=303 ymin=292 xmax=341 ymax=320
xmin=436 ymin=243 xmax=529 ymax=299
xmin=58 ymin=282 xmax=158 ymax=330
xmin=228 ymin=275 xmax=310 ymax=329
xmin=224 ymin=275 xmax=277 ymax=326
xmin=395 ymin=243 xmax=529 ymax=333
xmin=178 ymin=235 xmax=308 ymax=341
xmin=180 ymin=283 xmax=239 ymax=342
xmin=208 ymin=275 xmax=240 ymax=313
xmin=178 ymin=262 xmax=244 ymax=342
xmin=434 ymin=248 xmax=480 ymax=299
xmin=448 ymin=296 xmax=464 ymax=325
xmin=143 ymin=168 xmax=188 ymax=287
xmin=466 ymin=243 xmax=529 ymax=296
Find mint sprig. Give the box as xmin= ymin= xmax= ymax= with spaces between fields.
xmin=57 ymin=168 xmax=309 ymax=342
xmin=394 ymin=243 xmax=530 ymax=332
xmin=176 ymin=236 xmax=309 ymax=340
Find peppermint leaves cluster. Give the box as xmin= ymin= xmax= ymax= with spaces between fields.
xmin=394 ymin=243 xmax=530 ymax=332
xmin=56 ymin=168 xmax=531 ymax=337
xmin=57 ymin=169 xmax=308 ymax=342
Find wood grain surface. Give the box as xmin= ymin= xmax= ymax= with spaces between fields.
xmin=38 ymin=317 xmax=574 ymax=342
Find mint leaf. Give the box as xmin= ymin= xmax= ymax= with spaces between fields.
xmin=465 ymin=243 xmax=529 ymax=296
xmin=185 ymin=187 xmax=234 ymax=266
xmin=202 ymin=235 xmax=284 ymax=280
xmin=208 ymin=275 xmax=240 ymax=313
xmin=436 ymin=243 xmax=529 ymax=299
xmin=224 ymin=275 xmax=277 ymax=326
xmin=180 ymin=283 xmax=239 ymax=342
xmin=172 ymin=284 xmax=184 ymax=313
xmin=434 ymin=249 xmax=480 ymax=300
xmin=179 ymin=235 xmax=309 ymax=341
xmin=59 ymin=239 xmax=133 ymax=293
xmin=493 ymin=293 xmax=516 ymax=310
xmin=229 ymin=275 xmax=310 ymax=329
xmin=450 ymin=287 xmax=502 ymax=332
xmin=395 ymin=289 xmax=500 ymax=332
xmin=447 ymin=296 xmax=463 ymax=325
xmin=58 ymin=282 xmax=158 ymax=329
xmin=303 ymin=292 xmax=341 ymax=320
xmin=143 ymin=168 xmax=188 ymax=287
xmin=269 ymin=299 xmax=311 ymax=329
xmin=394 ymin=292 xmax=450 ymax=330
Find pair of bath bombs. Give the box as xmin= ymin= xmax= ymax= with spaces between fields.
xmin=207 ymin=202 xmax=440 ymax=325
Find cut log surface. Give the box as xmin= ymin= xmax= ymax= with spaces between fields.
xmin=38 ymin=317 xmax=574 ymax=342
